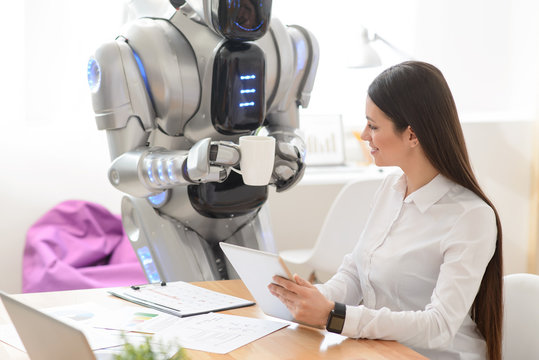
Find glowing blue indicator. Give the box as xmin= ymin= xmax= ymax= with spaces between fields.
xmin=137 ymin=246 xmax=161 ymax=283
xmin=239 ymin=102 xmax=255 ymax=107
xmin=234 ymin=20 xmax=264 ymax=32
xmin=147 ymin=165 xmax=155 ymax=183
xmin=87 ymin=57 xmax=101 ymax=93
xmin=240 ymin=89 xmax=256 ymax=94
xmin=132 ymin=50 xmax=154 ymax=106
xmin=157 ymin=162 xmax=165 ymax=182
xmin=240 ymin=75 xmax=256 ymax=80
xmin=167 ymin=162 xmax=175 ymax=180
xmin=148 ymin=191 xmax=168 ymax=206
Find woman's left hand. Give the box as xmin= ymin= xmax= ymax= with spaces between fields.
xmin=268 ymin=274 xmax=334 ymax=327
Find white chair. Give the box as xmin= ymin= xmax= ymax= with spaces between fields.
xmin=503 ymin=273 xmax=539 ymax=359
xmin=279 ymin=175 xmax=384 ymax=282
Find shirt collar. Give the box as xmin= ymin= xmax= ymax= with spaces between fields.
xmin=393 ymin=173 xmax=454 ymax=213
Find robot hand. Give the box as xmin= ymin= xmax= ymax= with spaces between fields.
xmin=185 ymin=138 xmax=241 ymax=183
xmin=270 ymin=132 xmax=306 ymax=192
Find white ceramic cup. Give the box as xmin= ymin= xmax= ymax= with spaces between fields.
xmin=232 ymin=135 xmax=276 ymax=186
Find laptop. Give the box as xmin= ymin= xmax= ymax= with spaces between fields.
xmin=0 ymin=291 xmax=116 ymax=360
xmin=219 ymin=242 xmax=295 ymax=321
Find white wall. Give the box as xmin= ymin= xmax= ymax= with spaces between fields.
xmin=462 ymin=120 xmax=534 ymax=275
xmin=0 ymin=0 xmax=537 ymax=293
xmin=273 ymin=0 xmax=539 ymax=125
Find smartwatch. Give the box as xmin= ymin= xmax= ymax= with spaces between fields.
xmin=326 ymin=302 xmax=346 ymax=334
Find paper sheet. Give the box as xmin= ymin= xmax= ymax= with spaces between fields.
xmin=154 ymin=312 xmax=289 ymax=354
xmin=42 ymin=302 xmax=178 ymax=334
xmin=109 ymin=281 xmax=254 ymax=317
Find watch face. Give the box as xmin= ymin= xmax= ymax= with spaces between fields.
xmin=328 ymin=314 xmax=345 ymax=333
xmin=327 ymin=302 xmax=346 ymax=333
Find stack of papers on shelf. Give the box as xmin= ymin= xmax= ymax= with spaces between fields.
xmin=108 ymin=281 xmax=255 ymax=317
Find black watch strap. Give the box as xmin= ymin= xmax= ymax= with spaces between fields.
xmin=326 ymin=302 xmax=346 ymax=334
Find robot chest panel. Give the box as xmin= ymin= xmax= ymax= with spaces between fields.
xmin=211 ymin=41 xmax=266 ymax=135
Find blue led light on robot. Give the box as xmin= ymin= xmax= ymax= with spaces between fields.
xmin=239 ymin=102 xmax=255 ymax=107
xmin=167 ymin=162 xmax=175 ymax=180
xmin=137 ymin=246 xmax=161 ymax=283
xmin=235 ymin=20 xmax=264 ymax=32
xmin=148 ymin=191 xmax=167 ymax=206
xmin=240 ymin=75 xmax=256 ymax=80
xmin=87 ymin=57 xmax=101 ymax=92
xmin=147 ymin=166 xmax=156 ymax=183
xmin=240 ymin=89 xmax=256 ymax=94
xmin=132 ymin=50 xmax=155 ymax=105
xmin=157 ymin=162 xmax=165 ymax=182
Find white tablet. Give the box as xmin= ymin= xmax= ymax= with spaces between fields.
xmin=219 ymin=242 xmax=294 ymax=321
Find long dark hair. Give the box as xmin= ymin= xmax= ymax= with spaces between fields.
xmin=368 ymin=61 xmax=503 ymax=360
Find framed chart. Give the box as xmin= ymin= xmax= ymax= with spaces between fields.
xmin=301 ymin=114 xmax=345 ymax=166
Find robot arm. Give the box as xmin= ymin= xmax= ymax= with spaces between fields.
xmin=107 ymin=139 xmax=240 ymax=198
xmin=264 ymin=21 xmax=320 ymax=192
xmin=88 ymin=35 xmax=240 ymax=198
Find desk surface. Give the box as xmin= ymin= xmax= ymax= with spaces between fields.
xmin=0 ymin=280 xmax=427 ymax=360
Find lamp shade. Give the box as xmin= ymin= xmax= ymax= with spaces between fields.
xmin=348 ymin=27 xmax=381 ymax=68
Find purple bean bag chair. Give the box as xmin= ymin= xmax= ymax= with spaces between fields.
xmin=23 ymin=200 xmax=147 ymax=293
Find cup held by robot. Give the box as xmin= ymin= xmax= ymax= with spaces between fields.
xmin=231 ymin=136 xmax=276 ymax=186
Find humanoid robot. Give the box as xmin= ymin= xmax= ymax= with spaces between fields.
xmin=87 ymin=0 xmax=319 ymax=283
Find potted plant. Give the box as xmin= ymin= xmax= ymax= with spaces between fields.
xmin=113 ymin=335 xmax=189 ymax=360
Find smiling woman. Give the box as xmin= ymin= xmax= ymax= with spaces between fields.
xmin=362 ymin=98 xmax=419 ymax=169
xmin=269 ymin=61 xmax=503 ymax=360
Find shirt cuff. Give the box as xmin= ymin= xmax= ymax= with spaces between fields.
xmin=341 ymin=305 xmax=361 ymax=338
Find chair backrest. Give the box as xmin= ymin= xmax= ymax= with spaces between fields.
xmin=309 ymin=175 xmax=384 ymax=275
xmin=503 ymin=273 xmax=539 ymax=359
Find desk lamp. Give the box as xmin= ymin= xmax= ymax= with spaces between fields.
xmin=348 ymin=27 xmax=413 ymax=68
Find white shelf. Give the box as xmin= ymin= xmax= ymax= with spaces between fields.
xmin=300 ymin=165 xmax=393 ymax=185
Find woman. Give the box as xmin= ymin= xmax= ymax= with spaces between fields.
xmin=268 ymin=61 xmax=503 ymax=360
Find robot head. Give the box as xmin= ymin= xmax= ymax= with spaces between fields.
xmin=184 ymin=0 xmax=272 ymax=41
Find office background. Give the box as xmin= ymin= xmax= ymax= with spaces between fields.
xmin=1 ymin=0 xmax=538 ymax=293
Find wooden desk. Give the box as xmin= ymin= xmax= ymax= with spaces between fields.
xmin=0 ymin=280 xmax=427 ymax=360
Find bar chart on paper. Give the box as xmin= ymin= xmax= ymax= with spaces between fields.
xmin=301 ymin=114 xmax=345 ymax=166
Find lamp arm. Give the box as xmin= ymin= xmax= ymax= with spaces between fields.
xmin=373 ymin=33 xmax=413 ymax=60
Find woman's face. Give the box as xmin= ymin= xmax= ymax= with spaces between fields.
xmin=361 ymin=96 xmax=411 ymax=167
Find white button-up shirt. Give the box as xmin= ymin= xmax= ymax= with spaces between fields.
xmin=317 ymin=171 xmax=497 ymax=360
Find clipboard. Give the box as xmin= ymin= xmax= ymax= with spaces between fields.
xmin=108 ymin=281 xmax=254 ymax=317
xmin=219 ymin=242 xmax=295 ymax=321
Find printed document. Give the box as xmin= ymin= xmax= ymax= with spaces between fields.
xmin=154 ymin=312 xmax=289 ymax=354
xmin=109 ymin=281 xmax=254 ymax=317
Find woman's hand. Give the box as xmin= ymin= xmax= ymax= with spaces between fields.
xmin=268 ymin=274 xmax=334 ymax=327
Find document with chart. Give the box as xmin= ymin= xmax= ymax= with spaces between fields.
xmin=108 ymin=281 xmax=255 ymax=317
